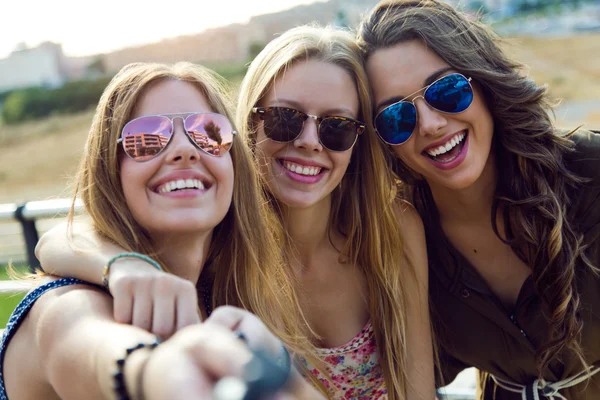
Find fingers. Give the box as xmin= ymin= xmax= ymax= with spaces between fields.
xmin=174 ymin=323 xmax=253 ymax=378
xmin=151 ymin=292 xmax=175 ymax=339
xmin=206 ymin=306 xmax=279 ymax=357
xmin=132 ymin=282 xmax=153 ymax=332
xmin=112 ymin=282 xmax=134 ymax=324
xmin=176 ymin=281 xmax=201 ymax=330
xmin=205 ymin=305 xmax=247 ymax=330
xmin=143 ymin=342 xmax=215 ymax=400
xmin=110 ymin=269 xmax=200 ymax=337
xmin=143 ymin=323 xmax=255 ymax=400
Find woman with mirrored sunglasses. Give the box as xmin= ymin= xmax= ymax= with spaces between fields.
xmin=0 ymin=62 xmax=323 ymax=400
xmin=33 ymin=27 xmax=434 ymax=400
xmin=236 ymin=25 xmax=434 ymax=400
xmin=359 ymin=1 xmax=600 ymax=399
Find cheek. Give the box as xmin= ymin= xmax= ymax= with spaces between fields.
xmin=255 ymin=140 xmax=287 ymax=170
xmin=214 ymin=155 xmax=235 ymax=192
xmin=331 ymin=151 xmax=353 ymax=174
xmin=119 ymin=159 xmax=140 ymax=203
xmin=392 ymin=141 xmax=420 ymax=166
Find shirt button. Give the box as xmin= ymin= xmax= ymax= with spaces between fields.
xmin=460 ymin=288 xmax=470 ymax=298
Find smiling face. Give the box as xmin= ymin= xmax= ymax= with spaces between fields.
xmin=119 ymin=79 xmax=234 ymax=240
xmin=255 ymin=58 xmax=359 ymax=210
xmin=367 ymin=40 xmax=495 ymax=193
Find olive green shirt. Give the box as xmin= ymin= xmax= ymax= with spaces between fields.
xmin=426 ymin=129 xmax=600 ymax=399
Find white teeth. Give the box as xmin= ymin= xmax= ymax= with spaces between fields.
xmin=283 ymin=161 xmax=322 ymax=176
xmin=158 ymin=178 xmax=205 ymax=193
xmin=427 ymin=132 xmax=466 ymax=157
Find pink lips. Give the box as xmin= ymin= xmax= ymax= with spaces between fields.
xmin=425 ymin=131 xmax=469 ymax=171
xmin=277 ymin=158 xmax=326 ymax=184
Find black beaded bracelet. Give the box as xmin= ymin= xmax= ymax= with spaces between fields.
xmin=113 ymin=338 xmax=161 ymax=400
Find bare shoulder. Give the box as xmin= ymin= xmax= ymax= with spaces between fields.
xmin=28 ymin=278 xmax=113 ymax=339
xmin=3 ymin=278 xmax=112 ymax=399
xmin=392 ymin=199 xmax=426 ymax=248
xmin=392 ymin=199 xmax=428 ymax=279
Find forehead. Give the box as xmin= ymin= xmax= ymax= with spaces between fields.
xmin=133 ymin=79 xmax=214 ymax=118
xmin=263 ymin=58 xmax=359 ymax=115
xmin=366 ymin=40 xmax=450 ymax=108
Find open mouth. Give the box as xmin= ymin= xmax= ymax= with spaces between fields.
xmin=156 ymin=178 xmax=212 ymax=194
xmin=423 ymin=130 xmax=467 ymax=163
xmin=278 ymin=159 xmax=326 ymax=177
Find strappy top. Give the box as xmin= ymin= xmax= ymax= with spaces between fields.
xmin=300 ymin=321 xmax=387 ymax=399
xmin=0 ymin=278 xmax=98 ymax=400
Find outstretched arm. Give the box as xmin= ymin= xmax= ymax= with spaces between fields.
xmin=3 ymin=281 xmax=158 ymax=399
xmin=4 ymin=282 xmax=322 ymax=400
xmin=35 ymin=220 xmax=201 ymax=336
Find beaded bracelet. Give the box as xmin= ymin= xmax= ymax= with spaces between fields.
xmin=102 ymin=252 xmax=163 ymax=289
xmin=113 ymin=338 xmax=161 ymax=400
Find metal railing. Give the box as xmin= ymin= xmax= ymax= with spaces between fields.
xmin=0 ymin=198 xmax=84 ymax=294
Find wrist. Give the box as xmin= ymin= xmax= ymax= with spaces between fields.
xmin=102 ymin=252 xmax=163 ymax=291
xmin=124 ymin=349 xmax=152 ymax=400
xmin=112 ymin=338 xmax=161 ymax=400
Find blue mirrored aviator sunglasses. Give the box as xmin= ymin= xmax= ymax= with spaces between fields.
xmin=374 ymin=73 xmax=473 ymax=146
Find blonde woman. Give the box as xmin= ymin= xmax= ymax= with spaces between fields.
xmin=0 ymin=62 xmax=321 ymax=400
xmin=35 ymin=26 xmax=434 ymax=400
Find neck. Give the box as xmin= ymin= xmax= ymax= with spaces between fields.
xmin=153 ymin=230 xmax=213 ymax=284
xmin=429 ymin=152 xmax=497 ymax=225
xmin=281 ymin=196 xmax=332 ymax=267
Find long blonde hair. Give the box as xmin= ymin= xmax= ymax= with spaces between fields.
xmin=237 ymin=26 xmax=415 ymax=400
xmin=69 ymin=61 xmax=316 ymax=363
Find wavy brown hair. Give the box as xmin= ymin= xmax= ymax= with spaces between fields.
xmin=237 ymin=26 xmax=415 ymax=399
xmin=358 ymin=0 xmax=594 ymax=376
xmin=69 ymin=61 xmax=318 ymax=363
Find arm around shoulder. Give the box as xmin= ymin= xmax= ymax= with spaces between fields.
xmin=35 ymin=220 xmax=126 ymax=285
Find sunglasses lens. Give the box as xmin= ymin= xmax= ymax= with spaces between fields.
xmin=261 ymin=108 xmax=304 ymax=142
xmin=319 ymin=118 xmax=359 ymax=152
xmin=375 ymin=102 xmax=417 ymax=145
xmin=425 ymin=74 xmax=473 ymax=113
xmin=186 ymin=113 xmax=234 ymax=156
xmin=121 ymin=116 xmax=172 ymax=161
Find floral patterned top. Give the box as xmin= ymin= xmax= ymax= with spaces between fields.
xmin=300 ymin=321 xmax=387 ymax=399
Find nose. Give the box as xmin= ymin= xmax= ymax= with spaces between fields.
xmin=293 ymin=116 xmax=323 ymax=153
xmin=414 ymin=97 xmax=447 ymax=137
xmin=165 ymin=118 xmax=200 ymax=163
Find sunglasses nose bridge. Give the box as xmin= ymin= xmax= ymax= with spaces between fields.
xmin=414 ymin=97 xmax=447 ymax=136
xmin=166 ymin=116 xmax=201 ymax=155
xmin=293 ymin=114 xmax=322 ymax=152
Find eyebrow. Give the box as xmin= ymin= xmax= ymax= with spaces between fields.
xmin=375 ymin=66 xmax=456 ymax=112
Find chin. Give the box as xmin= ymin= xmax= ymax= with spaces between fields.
xmin=276 ymin=194 xmax=323 ymax=210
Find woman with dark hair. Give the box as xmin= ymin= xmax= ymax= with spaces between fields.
xmin=358 ymin=0 xmax=600 ymax=399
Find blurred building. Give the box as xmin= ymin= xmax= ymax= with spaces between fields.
xmin=0 ymin=0 xmax=381 ymax=91
xmin=0 ymin=42 xmax=68 ymax=92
